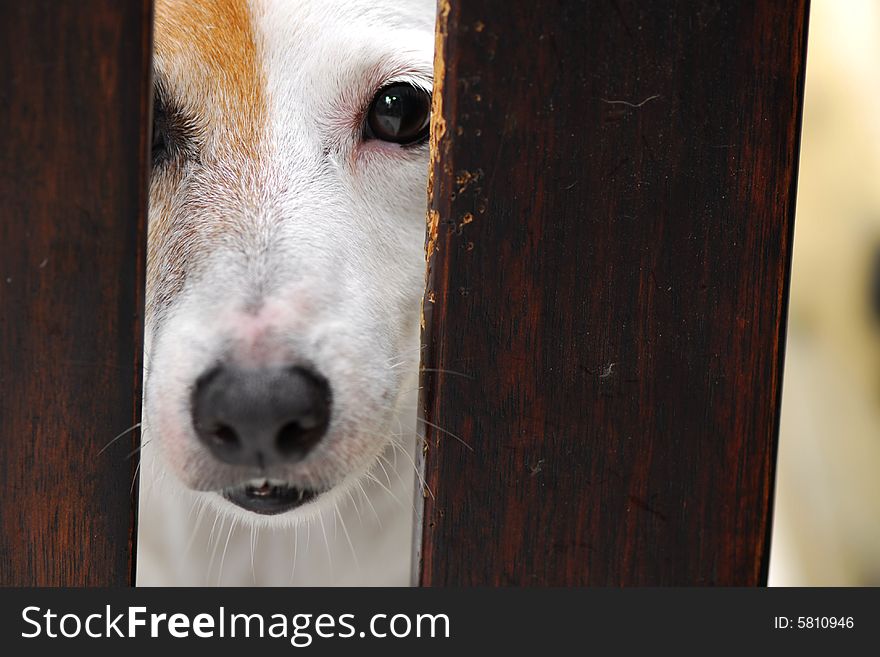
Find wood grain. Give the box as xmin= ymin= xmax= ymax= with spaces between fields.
xmin=0 ymin=0 xmax=152 ymax=585
xmin=417 ymin=0 xmax=810 ymax=585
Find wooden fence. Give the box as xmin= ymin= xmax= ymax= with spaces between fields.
xmin=0 ymin=0 xmax=809 ymax=586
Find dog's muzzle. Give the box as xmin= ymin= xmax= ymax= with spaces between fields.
xmin=190 ymin=364 xmax=332 ymax=514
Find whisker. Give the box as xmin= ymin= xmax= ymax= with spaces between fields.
xmin=419 ymin=367 xmax=474 ymax=379
xmin=317 ymin=511 xmax=333 ymax=579
xmin=352 ymin=421 xmax=438 ymax=499
xmin=416 ymin=416 xmax=474 ymax=452
xmin=290 ymin=524 xmax=299 ymax=582
xmin=390 ymin=437 xmax=434 ymax=500
xmin=206 ymin=515 xmax=225 ymax=580
xmin=371 ymin=461 xmax=418 ymax=515
xmin=184 ymin=498 xmax=208 ymax=558
xmin=130 ymin=461 xmax=141 ymax=496
xmin=250 ymin=525 xmax=257 ymax=585
xmin=206 ymin=511 xmax=222 ymax=556
xmin=385 ymin=344 xmax=427 ymax=367
xmin=335 ymin=504 xmax=359 ymax=571
xmin=377 ymin=451 xmax=421 ymax=513
xmin=99 ymin=422 xmax=142 ymax=455
xmin=356 ymin=480 xmax=382 ymax=527
xmin=378 ymin=450 xmax=408 ymax=490
xmin=124 ymin=439 xmax=151 ymax=461
xmin=392 ymin=417 xmax=403 ymax=469
xmin=374 ymin=453 xmax=394 ymax=488
xmin=217 ymin=518 xmax=237 ymax=586
xmin=345 ymin=488 xmax=364 ymax=527
xmin=364 ymin=471 xmax=404 ymax=509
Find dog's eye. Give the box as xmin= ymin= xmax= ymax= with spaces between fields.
xmin=364 ymin=83 xmax=431 ymax=145
xmin=151 ymin=91 xmax=169 ymax=165
xmin=151 ymin=86 xmax=195 ymax=168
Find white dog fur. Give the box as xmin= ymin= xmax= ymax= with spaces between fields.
xmin=137 ymin=0 xmax=435 ymax=586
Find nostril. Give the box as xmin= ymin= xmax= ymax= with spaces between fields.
xmin=276 ymin=421 xmax=306 ymax=455
xmin=276 ymin=417 xmax=324 ymax=455
xmin=211 ymin=424 xmax=240 ymax=448
xmin=274 ymin=369 xmax=332 ymax=456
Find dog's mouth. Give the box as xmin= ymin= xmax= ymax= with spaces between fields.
xmin=222 ymin=479 xmax=321 ymax=515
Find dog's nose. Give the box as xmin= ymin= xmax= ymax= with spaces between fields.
xmin=191 ymin=365 xmax=332 ymax=467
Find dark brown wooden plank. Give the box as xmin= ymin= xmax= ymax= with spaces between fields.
xmin=417 ymin=0 xmax=809 ymax=585
xmin=0 ymin=0 xmax=152 ymax=585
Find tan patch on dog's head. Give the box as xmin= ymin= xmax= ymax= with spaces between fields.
xmin=153 ymin=0 xmax=265 ymax=157
xmin=147 ymin=0 xmax=270 ymax=323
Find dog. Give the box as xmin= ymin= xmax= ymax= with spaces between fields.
xmin=137 ymin=0 xmax=435 ymax=585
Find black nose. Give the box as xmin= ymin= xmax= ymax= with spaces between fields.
xmin=191 ymin=365 xmax=332 ymax=467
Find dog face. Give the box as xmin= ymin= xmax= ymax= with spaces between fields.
xmin=144 ymin=0 xmax=433 ymax=518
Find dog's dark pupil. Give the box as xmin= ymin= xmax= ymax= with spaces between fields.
xmin=151 ymin=92 xmax=169 ymax=164
xmin=152 ymin=115 xmax=165 ymax=152
xmin=367 ymin=83 xmax=430 ymax=144
xmin=151 ymin=86 xmax=195 ymax=167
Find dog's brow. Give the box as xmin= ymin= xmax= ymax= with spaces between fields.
xmin=152 ymin=75 xmax=188 ymax=122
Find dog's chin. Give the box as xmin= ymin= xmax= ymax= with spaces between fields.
xmin=221 ymin=479 xmax=325 ymax=515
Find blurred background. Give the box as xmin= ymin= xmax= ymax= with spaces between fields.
xmin=769 ymin=0 xmax=880 ymax=585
